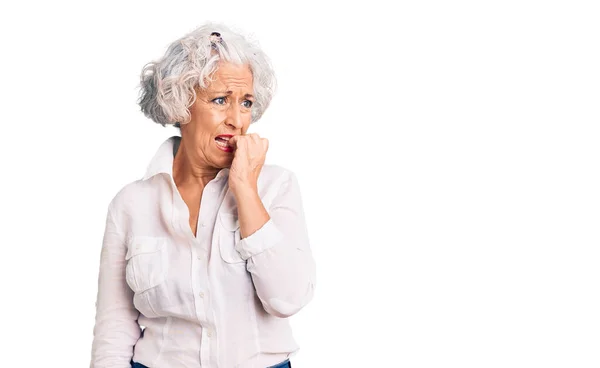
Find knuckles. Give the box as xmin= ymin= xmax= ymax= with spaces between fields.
xmin=234 ymin=134 xmax=268 ymax=152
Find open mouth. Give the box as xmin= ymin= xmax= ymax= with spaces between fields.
xmin=215 ymin=136 xmax=233 ymax=152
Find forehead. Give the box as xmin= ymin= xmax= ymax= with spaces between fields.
xmin=207 ymin=62 xmax=253 ymax=90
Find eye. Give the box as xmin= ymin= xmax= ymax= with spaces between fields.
xmin=212 ymin=97 xmax=226 ymax=105
xmin=242 ymin=100 xmax=253 ymax=108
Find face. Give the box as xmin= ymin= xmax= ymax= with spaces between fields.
xmin=181 ymin=61 xmax=254 ymax=169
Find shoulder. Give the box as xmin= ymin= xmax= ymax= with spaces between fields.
xmin=106 ymin=177 xmax=154 ymax=214
xmin=256 ymin=164 xmax=305 ymax=205
xmin=258 ymin=164 xmax=297 ymax=189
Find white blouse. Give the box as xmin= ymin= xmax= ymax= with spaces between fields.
xmin=90 ymin=135 xmax=316 ymax=368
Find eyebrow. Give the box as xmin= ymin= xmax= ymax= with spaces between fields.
xmin=209 ymin=91 xmax=254 ymax=99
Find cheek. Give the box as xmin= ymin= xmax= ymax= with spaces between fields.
xmin=207 ymin=107 xmax=225 ymax=119
xmin=198 ymin=109 xmax=222 ymax=126
xmin=193 ymin=113 xmax=225 ymax=143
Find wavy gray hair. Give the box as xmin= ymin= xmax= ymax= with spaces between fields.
xmin=137 ymin=22 xmax=276 ymax=128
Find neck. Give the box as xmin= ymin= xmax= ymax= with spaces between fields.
xmin=172 ymin=137 xmax=220 ymax=188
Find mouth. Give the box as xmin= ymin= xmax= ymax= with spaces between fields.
xmin=215 ymin=134 xmax=234 ymax=153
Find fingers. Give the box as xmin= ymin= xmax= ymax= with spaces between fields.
xmin=227 ymin=135 xmax=238 ymax=148
xmin=250 ymin=134 xmax=269 ymax=152
xmin=227 ymin=134 xmax=249 ymax=149
xmin=247 ymin=133 xmax=260 ymax=145
xmin=228 ymin=133 xmax=268 ymax=151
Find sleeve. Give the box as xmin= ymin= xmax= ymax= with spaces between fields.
xmin=90 ymin=202 xmax=142 ymax=368
xmin=234 ymin=171 xmax=317 ymax=318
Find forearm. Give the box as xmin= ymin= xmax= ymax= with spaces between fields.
xmin=245 ymin=232 xmax=316 ymax=318
xmin=234 ymin=185 xmax=270 ymax=239
xmin=232 ymin=174 xmax=316 ymax=318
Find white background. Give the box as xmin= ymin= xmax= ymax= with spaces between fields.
xmin=0 ymin=0 xmax=598 ymax=367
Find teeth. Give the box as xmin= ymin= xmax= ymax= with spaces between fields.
xmin=216 ymin=140 xmax=229 ymax=148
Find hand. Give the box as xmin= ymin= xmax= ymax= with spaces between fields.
xmin=227 ymin=133 xmax=269 ymax=195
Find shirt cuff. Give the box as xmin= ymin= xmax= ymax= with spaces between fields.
xmin=234 ymin=218 xmax=284 ymax=260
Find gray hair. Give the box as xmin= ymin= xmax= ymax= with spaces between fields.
xmin=137 ymin=22 xmax=276 ymax=128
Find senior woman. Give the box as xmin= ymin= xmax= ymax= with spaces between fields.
xmin=90 ymin=23 xmax=316 ymax=368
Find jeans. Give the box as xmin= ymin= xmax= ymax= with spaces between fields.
xmin=130 ymin=358 xmax=292 ymax=368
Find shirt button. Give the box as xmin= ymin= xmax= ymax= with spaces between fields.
xmin=197 ymin=254 xmax=203 ymax=260
xmin=207 ymin=329 xmax=212 ymax=337
xmin=200 ymin=223 xmax=206 ymax=228
xmin=199 ymin=292 xmax=204 ymax=298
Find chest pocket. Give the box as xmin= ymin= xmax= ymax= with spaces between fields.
xmin=218 ymin=212 xmax=245 ymax=264
xmin=125 ymin=236 xmax=168 ymax=293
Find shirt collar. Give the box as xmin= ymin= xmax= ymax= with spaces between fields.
xmin=142 ymin=135 xmax=230 ymax=181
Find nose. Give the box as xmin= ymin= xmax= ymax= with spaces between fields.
xmin=225 ymin=103 xmax=243 ymax=130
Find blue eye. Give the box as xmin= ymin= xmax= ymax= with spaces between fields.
xmin=242 ymin=100 xmax=253 ymax=108
xmin=213 ymin=97 xmax=226 ymax=105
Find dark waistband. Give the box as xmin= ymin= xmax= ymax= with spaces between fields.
xmin=267 ymin=359 xmax=291 ymax=368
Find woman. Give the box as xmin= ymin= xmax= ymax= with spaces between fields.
xmin=90 ymin=22 xmax=316 ymax=368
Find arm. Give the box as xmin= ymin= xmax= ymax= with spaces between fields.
xmin=234 ymin=171 xmax=317 ymax=318
xmin=90 ymin=202 xmax=142 ymax=368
